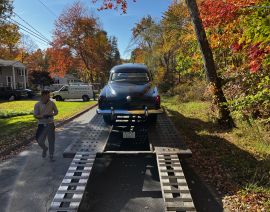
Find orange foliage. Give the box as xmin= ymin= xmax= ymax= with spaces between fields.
xmin=46 ymin=48 xmax=74 ymax=77
xmin=131 ymin=48 xmax=145 ymax=63
xmin=200 ymin=0 xmax=260 ymax=28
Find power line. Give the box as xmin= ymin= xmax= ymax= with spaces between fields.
xmin=26 ymin=36 xmax=49 ymax=46
xmin=9 ymin=19 xmax=51 ymax=44
xmin=21 ymin=33 xmax=49 ymax=47
xmin=18 ymin=27 xmax=50 ymax=45
xmin=13 ymin=11 xmax=51 ymax=43
xmin=3 ymin=18 xmax=51 ymax=45
xmin=37 ymin=0 xmax=57 ymax=17
xmin=10 ymin=18 xmax=51 ymax=44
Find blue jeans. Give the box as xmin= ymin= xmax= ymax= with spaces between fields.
xmin=36 ymin=123 xmax=55 ymax=155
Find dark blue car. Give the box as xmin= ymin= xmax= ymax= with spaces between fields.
xmin=97 ymin=63 xmax=163 ymax=124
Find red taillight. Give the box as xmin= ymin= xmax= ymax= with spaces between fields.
xmin=155 ymin=95 xmax=161 ymax=107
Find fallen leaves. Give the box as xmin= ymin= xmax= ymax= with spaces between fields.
xmin=165 ymin=101 xmax=270 ymax=211
xmin=224 ymin=190 xmax=270 ymax=211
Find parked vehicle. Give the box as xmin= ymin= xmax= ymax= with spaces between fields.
xmin=97 ymin=63 xmax=163 ymax=124
xmin=0 ymin=87 xmax=28 ymax=100
xmin=24 ymin=89 xmax=35 ymax=98
xmin=44 ymin=84 xmax=66 ymax=92
xmin=52 ymin=85 xmax=94 ymax=101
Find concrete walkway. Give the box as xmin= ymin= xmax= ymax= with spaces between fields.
xmin=0 ymin=108 xmax=96 ymax=212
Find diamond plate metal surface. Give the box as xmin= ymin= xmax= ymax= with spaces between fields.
xmin=148 ymin=113 xmax=192 ymax=157
xmin=63 ymin=115 xmax=112 ymax=158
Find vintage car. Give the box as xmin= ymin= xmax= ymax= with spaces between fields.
xmin=97 ymin=63 xmax=163 ymax=124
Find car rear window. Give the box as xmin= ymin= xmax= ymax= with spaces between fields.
xmin=111 ymin=72 xmax=149 ymax=82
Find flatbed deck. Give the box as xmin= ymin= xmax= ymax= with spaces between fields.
xmin=49 ymin=113 xmax=195 ymax=212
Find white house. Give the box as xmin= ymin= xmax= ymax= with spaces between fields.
xmin=53 ymin=74 xmax=82 ymax=85
xmin=0 ymin=59 xmax=28 ymax=89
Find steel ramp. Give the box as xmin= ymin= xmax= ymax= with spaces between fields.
xmin=49 ymin=152 xmax=96 ymax=212
xmin=50 ymin=111 xmax=195 ymax=212
xmin=63 ymin=114 xmax=112 ymax=158
xmin=149 ymin=113 xmax=191 ymax=158
xmin=156 ymin=154 xmax=196 ymax=212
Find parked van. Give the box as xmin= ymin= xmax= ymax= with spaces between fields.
xmin=52 ymin=85 xmax=94 ymax=101
xmin=45 ymin=84 xmax=66 ymax=92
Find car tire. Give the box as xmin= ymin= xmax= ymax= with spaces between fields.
xmin=55 ymin=96 xmax=63 ymax=101
xmin=103 ymin=115 xmax=113 ymax=125
xmin=9 ymin=95 xmax=15 ymax=101
xmin=28 ymin=94 xmax=34 ymax=99
xmin=82 ymin=95 xmax=89 ymax=102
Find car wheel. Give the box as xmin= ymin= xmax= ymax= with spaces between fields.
xmin=55 ymin=96 xmax=63 ymax=101
xmin=82 ymin=95 xmax=89 ymax=102
xmin=147 ymin=114 xmax=157 ymax=125
xmin=9 ymin=95 xmax=15 ymax=101
xmin=103 ymin=115 xmax=113 ymax=125
xmin=28 ymin=93 xmax=34 ymax=99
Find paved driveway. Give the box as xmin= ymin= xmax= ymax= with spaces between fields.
xmin=0 ymin=108 xmax=96 ymax=212
xmin=0 ymin=107 xmax=223 ymax=212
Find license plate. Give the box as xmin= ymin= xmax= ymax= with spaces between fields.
xmin=123 ymin=131 xmax=136 ymax=139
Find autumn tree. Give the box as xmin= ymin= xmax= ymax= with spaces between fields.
xmin=24 ymin=49 xmax=49 ymax=72
xmin=183 ymin=0 xmax=234 ymax=127
xmin=53 ymin=2 xmax=97 ymax=82
xmin=23 ymin=49 xmax=53 ymax=88
xmin=100 ymin=36 xmax=121 ymax=85
xmin=46 ymin=47 xmax=74 ymax=77
xmin=29 ymin=70 xmax=53 ymax=89
xmin=131 ymin=3 xmax=196 ymax=92
xmin=17 ymin=34 xmax=38 ymax=63
xmin=108 ymin=36 xmax=121 ymax=67
xmin=53 ymin=1 xmax=116 ymax=84
xmin=0 ymin=0 xmax=21 ymax=59
xmin=199 ymin=0 xmax=270 ymax=119
xmin=0 ymin=23 xmax=21 ymax=59
xmin=0 ymin=0 xmax=13 ymax=23
xmin=90 ymin=30 xmax=112 ymax=84
xmin=130 ymin=48 xmax=145 ymax=64
xmin=131 ymin=16 xmax=162 ymax=77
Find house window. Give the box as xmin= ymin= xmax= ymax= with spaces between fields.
xmin=6 ymin=76 xmax=12 ymax=88
xmin=16 ymin=68 xmax=24 ymax=76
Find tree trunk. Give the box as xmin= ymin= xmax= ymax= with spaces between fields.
xmin=185 ymin=0 xmax=234 ymax=128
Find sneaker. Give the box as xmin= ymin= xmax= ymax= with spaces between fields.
xmin=49 ymin=154 xmax=55 ymax=162
xmin=42 ymin=147 xmax=48 ymax=158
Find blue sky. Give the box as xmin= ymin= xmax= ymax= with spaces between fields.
xmin=13 ymin=0 xmax=173 ymax=59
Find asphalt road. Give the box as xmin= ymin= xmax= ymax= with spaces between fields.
xmin=0 ymin=107 xmax=223 ymax=212
xmin=0 ymin=108 xmax=96 ymax=212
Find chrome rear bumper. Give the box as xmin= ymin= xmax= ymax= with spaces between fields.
xmin=97 ymin=107 xmax=163 ymax=116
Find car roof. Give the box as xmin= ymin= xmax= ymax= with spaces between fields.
xmin=110 ymin=63 xmax=149 ymax=73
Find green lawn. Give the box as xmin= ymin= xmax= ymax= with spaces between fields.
xmin=0 ymin=101 xmax=36 ymax=118
xmin=0 ymin=100 xmax=97 ymax=151
xmin=162 ymin=96 xmax=270 ymax=211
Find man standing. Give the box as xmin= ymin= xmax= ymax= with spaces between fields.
xmin=34 ymin=90 xmax=58 ymax=161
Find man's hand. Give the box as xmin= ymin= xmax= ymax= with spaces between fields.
xmin=34 ymin=114 xmax=41 ymax=119
xmin=43 ymin=114 xmax=53 ymax=119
